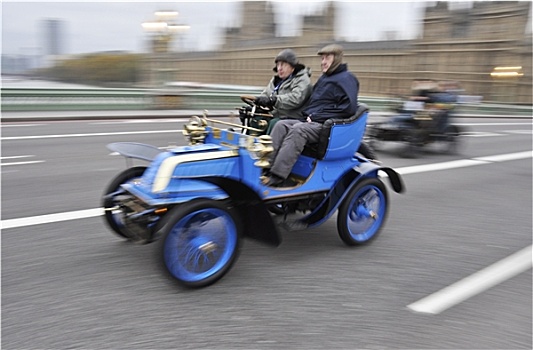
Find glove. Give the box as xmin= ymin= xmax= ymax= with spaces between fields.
xmin=255 ymin=95 xmax=276 ymax=108
xmin=239 ymin=105 xmax=252 ymax=124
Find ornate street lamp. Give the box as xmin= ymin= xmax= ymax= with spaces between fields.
xmin=142 ymin=11 xmax=190 ymax=53
xmin=142 ymin=10 xmax=190 ymax=87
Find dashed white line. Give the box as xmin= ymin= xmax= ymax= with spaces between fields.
xmin=1 ymin=155 xmax=35 ymax=160
xmin=474 ymin=150 xmax=533 ymax=162
xmin=456 ymin=122 xmax=533 ymax=126
xmin=1 ymin=124 xmax=44 ymax=127
xmin=91 ymin=119 xmax=189 ymax=124
xmin=1 ymin=208 xmax=103 ymax=230
xmin=1 ymin=155 xmax=44 ymax=166
xmin=504 ymin=129 xmax=533 ymax=134
xmin=2 ymin=150 xmax=530 ymax=228
xmin=0 ymin=160 xmax=44 ymax=166
xmin=462 ymin=131 xmax=504 ymax=137
xmin=1 ymin=129 xmax=182 ymax=141
xmin=396 ymin=151 xmax=532 ymax=175
xmin=407 ymin=245 xmax=533 ymax=315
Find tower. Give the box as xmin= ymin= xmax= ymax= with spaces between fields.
xmin=42 ymin=19 xmax=64 ymax=57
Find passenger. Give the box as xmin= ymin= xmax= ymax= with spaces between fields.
xmin=262 ymin=44 xmax=360 ymax=187
xmin=254 ymin=49 xmax=312 ymax=134
xmin=432 ymin=81 xmax=457 ymax=133
xmin=405 ymin=80 xmax=455 ymax=133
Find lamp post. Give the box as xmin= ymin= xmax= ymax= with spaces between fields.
xmin=142 ymin=10 xmax=190 ymax=87
xmin=490 ymin=66 xmax=524 ymax=102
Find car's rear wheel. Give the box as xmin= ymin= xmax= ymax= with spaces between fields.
xmin=337 ymin=178 xmax=388 ymax=246
xmin=443 ymin=124 xmax=462 ymax=154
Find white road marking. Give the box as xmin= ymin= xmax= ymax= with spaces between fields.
xmin=1 ymin=208 xmax=104 ymax=230
xmin=0 ymin=160 xmax=44 ymax=166
xmin=474 ymin=151 xmax=533 ymax=162
xmin=1 ymin=155 xmax=44 ymax=167
xmin=396 ymin=151 xmax=532 ymax=175
xmin=462 ymin=131 xmax=504 ymax=137
xmin=2 ymin=128 xmax=507 ymax=141
xmin=91 ymin=119 xmax=189 ymax=124
xmin=456 ymin=122 xmax=533 ymax=126
xmin=1 ymin=129 xmax=182 ymax=141
xmin=1 ymin=124 xmax=44 ymax=127
xmin=504 ymin=129 xmax=533 ymax=134
xmin=397 ymin=159 xmax=488 ymax=175
xmin=1 ymin=155 xmax=35 ymax=160
xmin=407 ymin=245 xmax=533 ymax=315
xmin=2 ymin=150 xmax=530 ymax=228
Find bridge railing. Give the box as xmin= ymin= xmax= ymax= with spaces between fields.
xmin=1 ymin=86 xmax=531 ymax=117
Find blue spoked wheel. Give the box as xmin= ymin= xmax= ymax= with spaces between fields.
xmin=337 ymin=177 xmax=388 ymax=246
xmin=102 ymin=166 xmax=147 ymax=240
xmin=159 ymin=199 xmax=242 ymax=288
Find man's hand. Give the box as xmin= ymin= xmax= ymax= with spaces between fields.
xmin=255 ymin=95 xmax=277 ymax=108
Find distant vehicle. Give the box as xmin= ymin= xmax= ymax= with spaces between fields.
xmin=366 ymin=80 xmax=464 ymax=157
xmin=102 ymin=97 xmax=404 ymax=288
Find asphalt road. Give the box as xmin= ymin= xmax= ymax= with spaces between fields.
xmin=1 ymin=114 xmax=532 ymax=349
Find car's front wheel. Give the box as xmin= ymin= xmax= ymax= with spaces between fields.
xmin=157 ymin=199 xmax=242 ymax=288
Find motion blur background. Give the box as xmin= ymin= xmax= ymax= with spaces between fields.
xmin=2 ymin=1 xmax=532 ymax=108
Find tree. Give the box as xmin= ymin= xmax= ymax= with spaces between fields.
xmin=36 ymin=53 xmax=142 ymax=86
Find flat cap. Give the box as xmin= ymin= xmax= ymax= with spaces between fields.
xmin=317 ymin=44 xmax=344 ymax=56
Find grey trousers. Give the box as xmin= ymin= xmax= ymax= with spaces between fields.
xmin=269 ymin=119 xmax=323 ymax=179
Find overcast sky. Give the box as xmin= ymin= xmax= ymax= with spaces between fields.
xmin=1 ymin=1 xmax=431 ymax=56
xmin=1 ymin=1 xmax=529 ymax=57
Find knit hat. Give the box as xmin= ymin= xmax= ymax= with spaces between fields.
xmin=317 ymin=44 xmax=344 ymax=75
xmin=274 ymin=49 xmax=298 ymax=67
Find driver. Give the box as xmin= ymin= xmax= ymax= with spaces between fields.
xmin=262 ymin=44 xmax=360 ymax=187
xmin=254 ymin=49 xmax=312 ymax=134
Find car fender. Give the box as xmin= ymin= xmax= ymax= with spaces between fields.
xmin=107 ymin=142 xmax=163 ymax=162
xmin=180 ymin=175 xmax=282 ymax=247
xmin=302 ymin=161 xmax=404 ymax=227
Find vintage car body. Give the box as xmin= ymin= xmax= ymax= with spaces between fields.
xmin=103 ymin=103 xmax=404 ymax=288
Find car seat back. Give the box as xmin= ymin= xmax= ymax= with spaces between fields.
xmin=302 ymin=103 xmax=369 ymax=160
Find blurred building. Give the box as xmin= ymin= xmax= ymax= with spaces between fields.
xmin=42 ymin=19 xmax=65 ymax=67
xmin=144 ymin=1 xmax=531 ymax=104
xmin=1 ymin=55 xmax=34 ymax=75
xmin=42 ymin=19 xmax=64 ymax=56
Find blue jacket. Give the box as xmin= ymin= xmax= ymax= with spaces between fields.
xmin=303 ymin=63 xmax=359 ymax=123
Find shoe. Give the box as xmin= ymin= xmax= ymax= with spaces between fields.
xmin=261 ymin=174 xmax=285 ymax=187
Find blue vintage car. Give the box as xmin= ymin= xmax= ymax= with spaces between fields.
xmin=102 ymin=102 xmax=404 ymax=288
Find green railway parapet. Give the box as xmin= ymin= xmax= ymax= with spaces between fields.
xmin=1 ymin=86 xmax=531 ymax=118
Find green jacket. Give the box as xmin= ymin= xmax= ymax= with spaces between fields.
xmin=260 ymin=64 xmax=312 ymax=120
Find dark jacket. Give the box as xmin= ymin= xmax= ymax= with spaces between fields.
xmin=303 ymin=63 xmax=359 ymax=123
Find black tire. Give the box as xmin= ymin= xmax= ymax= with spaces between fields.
xmin=157 ymin=199 xmax=242 ymax=288
xmin=402 ymin=130 xmax=420 ymax=158
xmin=364 ymin=126 xmax=381 ymax=152
xmin=366 ymin=136 xmax=381 ymax=152
xmin=443 ymin=125 xmax=461 ymax=155
xmin=357 ymin=141 xmax=378 ymax=160
xmin=337 ymin=177 xmax=389 ymax=246
xmin=102 ymin=166 xmax=147 ymax=239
